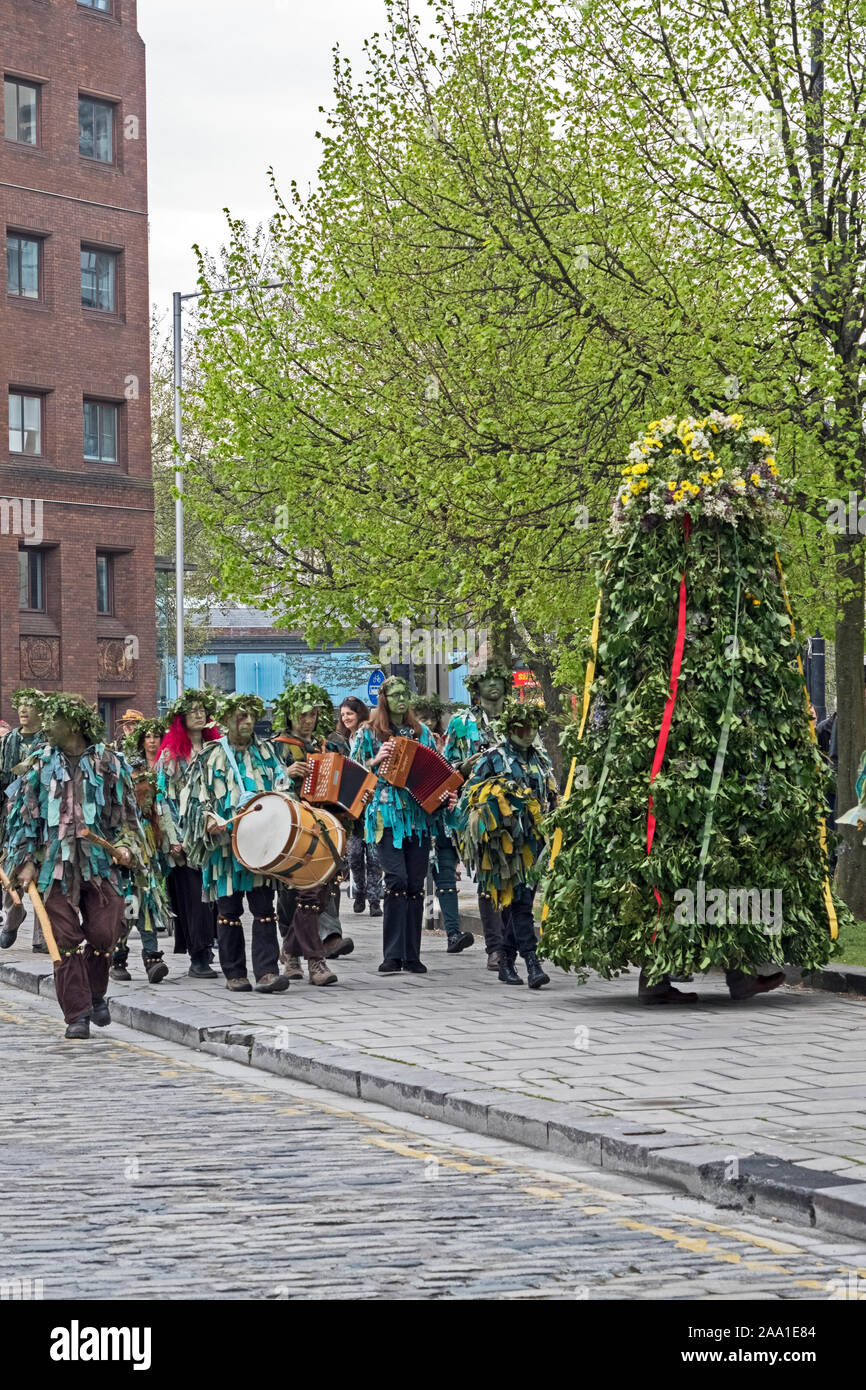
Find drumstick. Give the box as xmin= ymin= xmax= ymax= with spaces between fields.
xmin=0 ymin=866 xmax=21 ymax=907
xmin=218 ymin=803 xmax=263 ymax=831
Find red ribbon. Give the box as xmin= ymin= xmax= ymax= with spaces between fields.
xmin=648 ymin=514 xmax=690 ymax=935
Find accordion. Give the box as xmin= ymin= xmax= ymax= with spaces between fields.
xmin=301 ymin=752 xmax=377 ymax=819
xmin=381 ymin=736 xmax=464 ymax=814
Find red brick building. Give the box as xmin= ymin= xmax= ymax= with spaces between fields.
xmin=1 ymin=0 xmax=155 ymax=731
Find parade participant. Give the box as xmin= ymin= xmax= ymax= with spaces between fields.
xmin=417 ymin=693 xmax=474 ymax=956
xmin=110 ymin=719 xmax=172 ymax=985
xmin=353 ymin=676 xmax=458 ymax=975
xmin=182 ymin=693 xmax=290 ymax=993
xmin=542 ymin=412 xmax=842 ymax=1003
xmin=338 ymin=698 xmax=382 ymax=917
xmin=443 ymin=665 xmax=513 ymax=969
xmin=114 ymin=707 xmax=145 ymax=748
xmin=155 ymin=691 xmax=221 ymax=979
xmin=4 ymin=693 xmax=144 ymax=1039
xmin=0 ymin=689 xmax=47 ymax=951
xmin=457 ymin=698 xmax=559 ymax=988
xmin=272 ymin=681 xmax=351 ymax=984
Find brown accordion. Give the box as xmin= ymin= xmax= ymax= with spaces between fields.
xmin=301 ymin=752 xmax=377 ymax=819
xmin=380 ymin=736 xmax=464 ymax=814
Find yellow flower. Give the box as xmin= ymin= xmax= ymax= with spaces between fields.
xmin=667 ymin=479 xmax=678 ymax=490
xmin=732 ymin=478 xmax=746 ymax=489
xmin=764 ymin=456 xmax=775 ymax=466
xmin=632 ymin=461 xmax=649 ymax=475
xmin=712 ymin=467 xmax=723 ymax=480
xmin=750 ymin=472 xmax=761 ymax=486
xmin=671 ymin=447 xmax=683 ymax=455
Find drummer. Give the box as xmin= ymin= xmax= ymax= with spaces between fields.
xmin=272 ymin=681 xmax=350 ymax=985
xmin=181 ymin=693 xmax=291 ymax=994
xmin=352 ymin=676 xmax=458 ymax=975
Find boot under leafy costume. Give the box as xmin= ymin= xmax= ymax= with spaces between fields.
xmin=4 ymin=693 xmax=148 ymax=1038
xmin=456 ymin=698 xmax=558 ymax=988
xmin=182 ymin=693 xmax=291 ymax=993
xmin=271 ymin=681 xmax=351 ymax=984
xmin=111 ymin=718 xmax=172 ymax=984
xmin=0 ymin=688 xmax=45 ymax=951
xmin=542 ymin=412 xmax=844 ymax=1004
xmin=443 ymin=665 xmax=513 ymax=966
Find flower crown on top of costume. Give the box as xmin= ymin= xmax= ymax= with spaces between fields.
xmin=614 ymin=412 xmax=787 ymax=531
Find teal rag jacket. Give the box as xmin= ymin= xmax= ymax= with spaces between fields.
xmin=351 ymin=722 xmax=453 ymax=848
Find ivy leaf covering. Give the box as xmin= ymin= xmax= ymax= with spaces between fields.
xmin=542 ymin=416 xmax=848 ymax=984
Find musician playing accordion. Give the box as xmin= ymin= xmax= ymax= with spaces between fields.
xmin=352 ymin=676 xmax=458 ymax=975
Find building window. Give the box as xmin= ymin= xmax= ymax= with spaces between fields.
xmin=18 ymin=549 xmax=44 ymax=611
xmin=4 ymin=78 xmax=39 ymax=146
xmin=98 ymin=698 xmax=115 ymax=734
xmin=9 ymin=392 xmax=42 ymax=455
xmin=81 ymin=247 xmax=116 ymax=311
xmin=78 ymin=0 xmax=111 ymax=10
xmin=6 ymin=233 xmax=40 ymax=299
xmin=78 ymin=96 xmax=114 ymax=163
xmin=96 ymin=553 xmax=113 ymax=614
xmin=83 ymin=399 xmax=118 ymax=463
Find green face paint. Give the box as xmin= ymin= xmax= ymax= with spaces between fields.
xmin=384 ymin=680 xmax=411 ymax=717
xmin=509 ymin=724 xmax=536 ymax=749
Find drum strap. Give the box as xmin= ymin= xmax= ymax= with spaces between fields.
xmin=275 ymin=810 xmax=344 ymax=879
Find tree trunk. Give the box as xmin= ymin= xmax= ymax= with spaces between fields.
xmin=833 ymin=536 xmax=866 ymax=918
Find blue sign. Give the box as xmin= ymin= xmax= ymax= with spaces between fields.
xmin=367 ymin=668 xmax=386 ymax=704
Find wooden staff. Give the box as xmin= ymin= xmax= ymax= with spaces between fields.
xmin=25 ymin=881 xmax=61 ymax=965
xmin=79 ymin=826 xmax=137 ymax=869
xmin=0 ymin=866 xmax=21 ymax=907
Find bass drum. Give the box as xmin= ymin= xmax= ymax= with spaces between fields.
xmin=232 ymin=791 xmax=346 ymax=891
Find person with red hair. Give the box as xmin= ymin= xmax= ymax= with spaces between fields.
xmin=155 ymin=689 xmax=221 ymax=978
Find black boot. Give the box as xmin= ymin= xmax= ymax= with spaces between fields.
xmin=91 ymin=996 xmax=111 ymax=1027
xmin=447 ymin=930 xmax=475 ymax=954
xmin=498 ymin=955 xmax=523 ymax=985
xmin=110 ymin=944 xmax=131 ymax=981
xmin=143 ymin=951 xmax=169 ymax=984
xmin=65 ymin=1012 xmax=91 ymax=1039
xmin=188 ymin=950 xmax=218 ymax=978
xmin=525 ymin=953 xmax=550 ymax=990
xmin=0 ymin=925 xmax=18 ymax=949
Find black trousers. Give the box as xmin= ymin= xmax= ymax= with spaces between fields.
xmin=501 ymin=885 xmax=538 ymax=961
xmin=347 ymin=833 xmax=383 ymax=903
xmin=478 ymin=890 xmax=504 ymax=954
xmin=216 ymin=886 xmax=277 ymax=982
xmin=377 ymin=828 xmax=430 ymax=966
xmin=169 ymin=865 xmax=217 ymax=957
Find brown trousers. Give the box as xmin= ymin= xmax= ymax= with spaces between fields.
xmin=277 ymin=882 xmax=331 ymax=962
xmin=47 ymin=879 xmax=125 ymax=1023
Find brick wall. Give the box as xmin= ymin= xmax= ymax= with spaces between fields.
xmin=0 ymin=0 xmax=155 ymax=724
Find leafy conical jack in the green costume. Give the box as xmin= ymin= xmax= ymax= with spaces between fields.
xmin=542 ymin=412 xmax=846 ymax=984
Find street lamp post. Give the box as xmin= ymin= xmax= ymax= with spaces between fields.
xmin=171 ymin=279 xmax=285 ymax=696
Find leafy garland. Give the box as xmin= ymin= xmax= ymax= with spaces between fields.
xmin=272 ymin=682 xmax=335 ymax=735
xmin=218 ymin=692 xmax=266 ymax=724
xmin=38 ymin=692 xmax=105 ymax=746
xmin=614 ymin=412 xmax=787 ymax=532
xmin=122 ymin=718 xmax=167 ymax=757
xmin=166 ymin=686 xmax=220 ymax=722
xmin=11 ymin=687 xmax=44 ymax=711
xmin=466 ymin=663 xmax=513 ymax=696
xmin=499 ymin=696 xmax=547 ymax=733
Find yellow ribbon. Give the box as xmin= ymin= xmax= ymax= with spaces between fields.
xmin=541 ymin=588 xmax=603 ymax=924
xmin=774 ymin=553 xmax=838 ymax=939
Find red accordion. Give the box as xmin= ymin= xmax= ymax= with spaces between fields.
xmin=380 ymin=736 xmax=464 ymax=814
xmin=301 ymin=752 xmax=377 ymax=819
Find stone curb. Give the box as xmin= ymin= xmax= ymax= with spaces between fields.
xmin=784 ymin=963 xmax=866 ymax=998
xmin=3 ymin=957 xmax=866 ymax=1242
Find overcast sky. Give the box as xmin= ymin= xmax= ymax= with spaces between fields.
xmin=141 ymin=0 xmax=395 ymax=315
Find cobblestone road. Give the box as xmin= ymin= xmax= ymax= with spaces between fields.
xmin=2 ymin=985 xmax=865 ymax=1301
xmin=8 ymin=901 xmax=863 ymax=1176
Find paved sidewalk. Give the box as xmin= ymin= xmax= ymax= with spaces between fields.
xmin=3 ymin=902 xmax=866 ymax=1235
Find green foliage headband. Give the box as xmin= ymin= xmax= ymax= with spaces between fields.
xmin=500 ymin=697 xmax=547 ymax=733
xmin=218 ymin=692 xmax=265 ymax=723
xmin=381 ymin=676 xmax=411 ymax=701
xmin=39 ymin=692 xmax=105 ymax=745
xmin=466 ymin=664 xmax=512 ymax=696
xmin=415 ymin=692 xmax=445 ymax=717
xmin=272 ymin=682 xmax=335 ymax=735
xmin=167 ymin=687 xmax=218 ymax=722
xmin=11 ymin=687 xmax=44 ymax=712
xmin=123 ymin=718 xmax=167 ymax=757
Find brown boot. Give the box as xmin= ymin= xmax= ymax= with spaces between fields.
xmin=281 ymin=954 xmax=304 ymax=980
xmin=487 ymin=949 xmax=502 ymax=972
xmin=255 ymin=972 xmax=291 ymax=994
xmin=308 ymin=958 xmax=337 ymax=986
xmin=638 ymin=970 xmax=698 ymax=1005
xmin=226 ymin=976 xmax=252 ymax=992
xmin=727 ymin=970 xmax=785 ymax=1001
